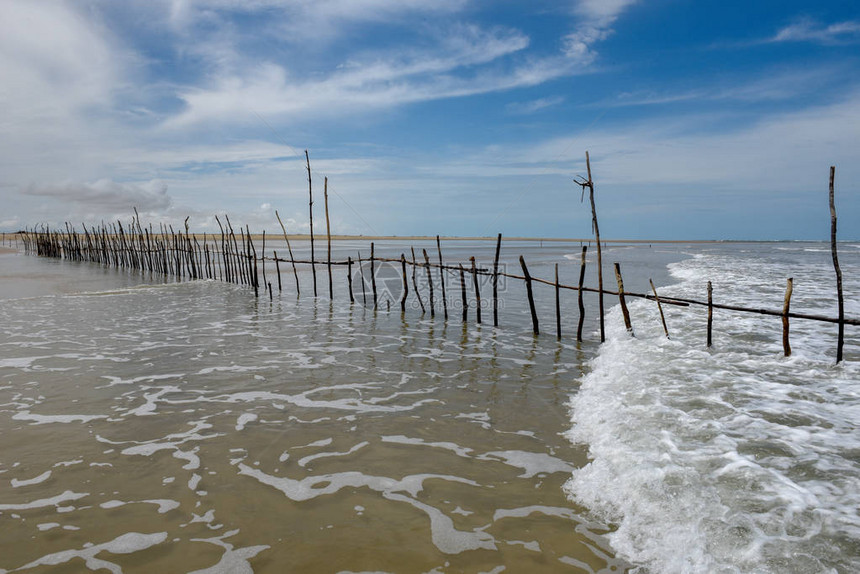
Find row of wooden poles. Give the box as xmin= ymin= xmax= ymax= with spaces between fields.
xmin=13 ymin=156 xmax=853 ymax=363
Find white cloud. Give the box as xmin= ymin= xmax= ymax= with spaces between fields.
xmin=771 ymin=19 xmax=860 ymax=44
xmin=164 ymin=25 xmax=541 ymax=127
xmin=507 ymin=96 xmax=565 ymax=115
xmin=563 ymin=0 xmax=637 ymax=64
xmin=0 ymin=0 xmax=118 ymax=120
xmin=23 ymin=180 xmax=172 ymax=213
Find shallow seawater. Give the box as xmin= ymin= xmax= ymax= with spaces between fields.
xmin=3 ymin=240 xmax=856 ymax=573
xmin=0 ymin=241 xmax=649 ymax=574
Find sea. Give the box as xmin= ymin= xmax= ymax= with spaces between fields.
xmin=0 ymin=238 xmax=857 ymax=573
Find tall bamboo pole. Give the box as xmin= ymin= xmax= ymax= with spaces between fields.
xmin=586 ymin=152 xmax=605 ymax=342
xmin=577 ymin=245 xmax=587 ymax=342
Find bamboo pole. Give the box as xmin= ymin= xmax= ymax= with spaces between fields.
xmin=306 ymin=150 xmax=317 ymax=297
xmin=324 ymin=176 xmax=333 ymax=299
xmin=555 ymin=263 xmax=561 ymax=340
xmin=493 ymin=233 xmax=501 ymax=327
xmin=707 ymin=281 xmax=713 ymax=348
xmin=400 ymin=254 xmax=409 ymax=312
xmin=261 ymin=230 xmax=268 ymax=290
xmin=520 ymin=256 xmax=539 ymax=335
xmin=614 ymin=262 xmax=634 ymax=336
xmin=436 ymin=236 xmax=448 ymax=320
xmin=274 ymin=250 xmax=282 ymax=291
xmin=650 ymin=279 xmax=670 ymax=338
xmin=576 ymin=246 xmax=587 ymax=342
xmin=423 ymin=249 xmax=435 ymax=318
xmin=782 ymin=277 xmax=793 ymax=357
xmin=470 ymin=256 xmax=482 ymax=324
xmin=829 ymin=166 xmax=844 ymax=364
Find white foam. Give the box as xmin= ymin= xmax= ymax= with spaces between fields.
xmin=0 ymin=490 xmax=88 ymax=511
xmin=11 ymin=470 xmax=51 ymax=488
xmin=298 ymin=442 xmax=369 ymax=468
xmin=235 ymin=413 xmax=258 ymax=431
xmin=566 ymin=248 xmax=860 ymax=573
xmin=17 ymin=531 xmax=167 ymax=572
xmin=12 ymin=410 xmax=108 ymax=425
xmin=188 ymin=530 xmax=269 ymax=574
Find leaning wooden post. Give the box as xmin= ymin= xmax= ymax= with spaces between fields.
xmin=324 ymin=176 xmax=333 ymax=299
xmin=707 ymin=281 xmax=714 ymax=348
xmin=423 ymin=249 xmax=435 ymax=318
xmin=400 ymin=254 xmax=409 ymax=312
xmin=470 ymin=256 xmax=482 ymax=324
xmin=459 ymin=264 xmax=468 ymax=322
xmin=649 ymin=279 xmax=670 ymax=338
xmin=370 ymin=242 xmax=378 ymax=309
xmin=436 ymin=236 xmax=448 ymax=320
xmin=358 ymin=252 xmax=367 ymax=305
xmin=275 ymin=210 xmax=300 ymax=296
xmin=492 ymin=233 xmax=501 ymax=327
xmin=585 ymin=152 xmax=605 ymax=342
xmin=555 ymin=263 xmax=561 ymax=339
xmin=576 ymin=245 xmax=587 ymax=342
xmin=782 ymin=277 xmax=793 ymax=357
xmin=614 ymin=262 xmax=634 ymax=336
xmin=305 ymin=149 xmax=317 ymax=297
xmin=519 ymin=256 xmax=539 ymax=335
xmin=347 ymin=256 xmax=354 ymax=303
xmin=411 ymin=247 xmax=425 ymax=314
xmin=829 ymin=166 xmax=844 ymax=364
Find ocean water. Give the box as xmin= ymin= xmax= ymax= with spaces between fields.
xmin=0 ymin=240 xmax=856 ymax=573
xmin=565 ymin=242 xmax=859 ymax=574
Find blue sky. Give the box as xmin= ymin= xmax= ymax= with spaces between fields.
xmin=1 ymin=0 xmax=858 ymax=239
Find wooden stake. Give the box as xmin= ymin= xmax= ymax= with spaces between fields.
xmin=306 ymin=149 xmax=317 ymax=296
xmin=400 ymin=254 xmax=409 ymax=312
xmin=459 ymin=264 xmax=468 ymax=322
xmin=707 ymin=281 xmax=713 ymax=348
xmin=555 ymin=263 xmax=561 ymax=339
xmin=358 ymin=252 xmax=367 ymax=305
xmin=577 ymin=246 xmax=587 ymax=342
xmin=586 ymin=152 xmax=605 ymax=342
xmin=347 ymin=256 xmax=354 ymax=303
xmin=614 ymin=262 xmax=634 ymax=336
xmin=275 ymin=210 xmax=300 ymax=295
xmin=423 ymin=249 xmax=435 ymax=318
xmin=782 ymin=277 xmax=793 ymax=357
xmin=493 ymin=233 xmax=501 ymax=327
xmin=324 ymin=176 xmax=333 ymax=299
xmin=520 ymin=256 xmax=539 ymax=335
xmin=470 ymin=256 xmax=482 ymax=324
xmin=650 ymin=279 xmax=670 ymax=338
xmin=370 ymin=242 xmax=377 ymax=309
xmin=436 ymin=236 xmax=448 ymax=320
xmin=829 ymin=166 xmax=844 ymax=364
xmin=411 ymin=247 xmax=425 ymax=313
xmin=274 ymin=250 xmax=282 ymax=292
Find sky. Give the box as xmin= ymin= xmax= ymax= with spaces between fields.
xmin=1 ymin=0 xmax=859 ymax=240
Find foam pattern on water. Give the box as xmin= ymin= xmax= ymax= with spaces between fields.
xmin=566 ymin=244 xmax=860 ymax=573
xmin=0 ymin=275 xmax=620 ymax=573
